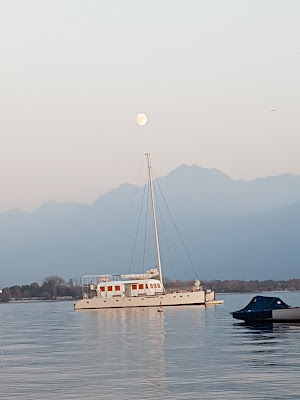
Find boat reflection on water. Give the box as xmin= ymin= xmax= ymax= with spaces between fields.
xmin=234 ymin=321 xmax=275 ymax=332
xmin=85 ymin=307 xmax=167 ymax=398
xmin=234 ymin=320 xmax=300 ymax=333
xmin=232 ymin=320 xmax=300 ymax=368
xmin=79 ymin=305 xmax=209 ymax=398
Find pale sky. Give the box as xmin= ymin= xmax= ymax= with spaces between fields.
xmin=1 ymin=0 xmax=300 ymax=212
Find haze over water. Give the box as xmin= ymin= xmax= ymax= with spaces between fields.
xmin=1 ymin=292 xmax=300 ymax=399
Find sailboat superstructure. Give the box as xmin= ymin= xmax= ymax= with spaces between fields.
xmin=75 ymin=154 xmax=221 ymax=310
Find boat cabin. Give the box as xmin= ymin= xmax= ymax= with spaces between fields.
xmin=82 ymin=275 xmax=164 ymax=299
xmin=97 ymin=279 xmax=163 ymax=298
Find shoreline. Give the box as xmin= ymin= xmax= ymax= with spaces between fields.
xmin=1 ymin=298 xmax=77 ymax=304
xmin=2 ymin=290 xmax=299 ymax=305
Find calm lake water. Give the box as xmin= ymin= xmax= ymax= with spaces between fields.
xmin=1 ymin=292 xmax=300 ymax=400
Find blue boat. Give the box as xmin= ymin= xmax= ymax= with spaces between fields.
xmin=231 ymin=295 xmax=300 ymax=322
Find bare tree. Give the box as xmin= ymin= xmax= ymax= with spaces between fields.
xmin=42 ymin=276 xmax=66 ymax=299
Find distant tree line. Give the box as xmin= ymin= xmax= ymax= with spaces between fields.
xmin=163 ymin=278 xmax=300 ymax=293
xmin=0 ymin=276 xmax=82 ymax=303
xmin=1 ymin=276 xmax=299 ymax=303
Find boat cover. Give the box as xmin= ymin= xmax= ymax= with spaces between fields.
xmin=231 ymin=296 xmax=290 ymax=321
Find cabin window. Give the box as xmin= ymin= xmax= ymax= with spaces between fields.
xmin=115 ymin=286 xmax=120 ymax=291
xmin=145 ymin=284 xmax=148 ymax=289
xmin=100 ymin=287 xmax=105 ymax=292
xmin=153 ymin=284 xmax=157 ymax=288
xmin=108 ymin=286 xmax=112 ymax=292
xmin=157 ymin=284 xmax=160 ymax=288
xmin=150 ymin=284 xmax=153 ymax=288
xmin=139 ymin=284 xmax=143 ymax=290
xmin=132 ymin=284 xmax=137 ymax=290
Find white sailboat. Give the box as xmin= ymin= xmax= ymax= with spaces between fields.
xmin=75 ymin=154 xmax=222 ymax=310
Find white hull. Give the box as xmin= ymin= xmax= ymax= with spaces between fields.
xmin=75 ymin=290 xmax=216 ymax=310
xmin=272 ymin=308 xmax=300 ymax=321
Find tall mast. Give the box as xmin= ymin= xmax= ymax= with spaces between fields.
xmin=145 ymin=153 xmax=163 ymax=287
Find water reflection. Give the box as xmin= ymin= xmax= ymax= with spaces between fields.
xmin=238 ymin=321 xmax=275 ymax=332
xmin=234 ymin=320 xmax=300 ymax=335
xmin=232 ymin=320 xmax=300 ymax=374
xmin=78 ymin=307 xmax=167 ymax=399
xmin=1 ymin=294 xmax=300 ymax=400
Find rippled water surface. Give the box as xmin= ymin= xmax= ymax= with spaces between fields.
xmin=1 ymin=292 xmax=300 ymax=399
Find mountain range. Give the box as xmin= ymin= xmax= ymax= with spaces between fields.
xmin=1 ymin=165 xmax=300 ymax=287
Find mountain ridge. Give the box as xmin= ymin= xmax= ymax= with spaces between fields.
xmin=0 ymin=164 xmax=299 ymax=287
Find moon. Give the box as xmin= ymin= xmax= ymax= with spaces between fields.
xmin=136 ymin=113 xmax=147 ymax=126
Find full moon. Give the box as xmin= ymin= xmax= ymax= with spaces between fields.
xmin=136 ymin=113 xmax=147 ymax=126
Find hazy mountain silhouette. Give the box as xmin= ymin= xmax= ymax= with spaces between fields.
xmin=1 ymin=165 xmax=300 ymax=287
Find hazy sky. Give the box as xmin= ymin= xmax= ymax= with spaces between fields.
xmin=1 ymin=1 xmax=300 ymax=212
